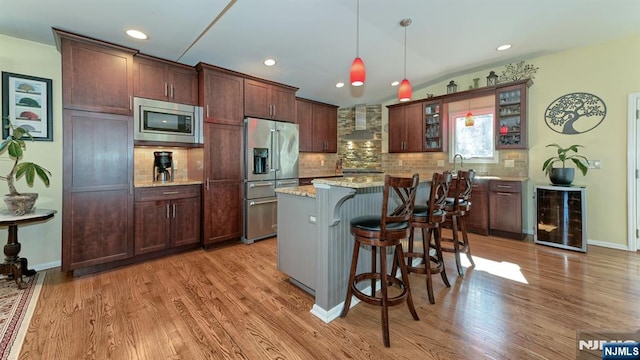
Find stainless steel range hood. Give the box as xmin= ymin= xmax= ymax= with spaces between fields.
xmin=343 ymin=104 xmax=374 ymax=140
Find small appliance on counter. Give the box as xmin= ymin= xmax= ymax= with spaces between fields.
xmin=153 ymin=151 xmax=174 ymax=182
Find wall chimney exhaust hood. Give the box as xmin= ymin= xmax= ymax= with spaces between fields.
xmin=343 ymin=104 xmax=374 ymax=141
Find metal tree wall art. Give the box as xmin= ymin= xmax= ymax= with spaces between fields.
xmin=499 ymin=61 xmax=539 ymax=82
xmin=544 ymin=92 xmax=606 ymax=134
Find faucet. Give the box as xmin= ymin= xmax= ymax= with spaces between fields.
xmin=453 ymin=153 xmax=463 ymax=173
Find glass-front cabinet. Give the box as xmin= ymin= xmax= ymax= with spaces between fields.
xmin=424 ymin=100 xmax=444 ymax=152
xmin=496 ymin=82 xmax=528 ymax=149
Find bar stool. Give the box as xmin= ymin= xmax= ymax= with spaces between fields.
xmin=402 ymin=172 xmax=453 ymax=304
xmin=442 ymin=169 xmax=476 ymax=276
xmin=340 ymin=174 xmax=420 ymax=347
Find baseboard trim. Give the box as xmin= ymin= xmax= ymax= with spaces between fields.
xmin=32 ymin=260 xmax=61 ymax=271
xmin=587 ymin=239 xmax=630 ymax=251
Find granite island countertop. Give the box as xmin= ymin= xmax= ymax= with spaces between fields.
xmin=275 ymin=174 xmax=528 ymax=198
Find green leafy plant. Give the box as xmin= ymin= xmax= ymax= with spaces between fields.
xmin=0 ymin=119 xmax=51 ymax=196
xmin=542 ymin=143 xmax=589 ymax=176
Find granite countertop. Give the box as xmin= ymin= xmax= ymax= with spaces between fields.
xmin=276 ymin=185 xmax=317 ymax=198
xmin=276 ymin=174 xmax=528 ymax=198
xmin=135 ymin=179 xmax=203 ymax=188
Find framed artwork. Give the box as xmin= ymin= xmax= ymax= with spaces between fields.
xmin=1 ymin=72 xmax=53 ymax=141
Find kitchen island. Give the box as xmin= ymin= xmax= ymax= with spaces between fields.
xmin=276 ymin=174 xmax=431 ymax=323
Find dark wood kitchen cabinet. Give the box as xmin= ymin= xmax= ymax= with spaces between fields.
xmin=197 ymin=63 xmax=244 ymax=125
xmin=203 ymin=123 xmax=243 ymax=245
xmin=133 ymin=54 xmax=198 ymax=105
xmin=489 ymin=180 xmax=524 ymax=239
xmin=244 ymin=78 xmax=297 ymax=122
xmin=387 ymin=101 xmax=424 ymax=152
xmin=134 ymin=185 xmax=201 ymax=255
xmin=61 ymin=109 xmax=134 ymax=271
xmin=447 ymin=177 xmax=489 ymax=235
xmin=495 ymin=80 xmax=531 ymax=149
xmin=56 ymin=29 xmax=135 ymax=115
xmin=296 ymin=98 xmax=338 ymax=153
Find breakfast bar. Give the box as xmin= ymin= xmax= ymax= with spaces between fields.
xmin=276 ymin=174 xmax=431 ymax=323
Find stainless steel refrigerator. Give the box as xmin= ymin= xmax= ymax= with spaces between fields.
xmin=243 ymin=118 xmax=299 ymax=244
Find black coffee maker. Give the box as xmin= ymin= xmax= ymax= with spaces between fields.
xmin=153 ymin=151 xmax=174 ymax=182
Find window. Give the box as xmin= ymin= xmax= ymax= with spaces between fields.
xmin=448 ymin=95 xmax=498 ymax=163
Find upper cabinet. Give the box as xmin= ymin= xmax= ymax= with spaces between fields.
xmin=388 ymin=102 xmax=424 ymax=153
xmin=134 ymin=55 xmax=198 ymax=105
xmin=57 ymin=30 xmax=136 ymax=115
xmin=244 ymin=79 xmax=297 ymax=122
xmin=386 ymin=79 xmax=532 ymax=152
xmin=424 ymin=100 xmax=445 ymax=152
xmin=197 ymin=63 xmax=244 ymax=126
xmin=296 ymin=98 xmax=338 ymax=153
xmin=496 ymin=81 xmax=530 ymax=149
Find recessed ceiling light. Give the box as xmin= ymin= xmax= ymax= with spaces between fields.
xmin=497 ymin=44 xmax=512 ymax=51
xmin=126 ymin=29 xmax=148 ymax=40
xmin=336 ymin=82 xmax=345 ymax=88
xmin=390 ymin=81 xmax=399 ymax=87
xmin=264 ymin=58 xmax=276 ymax=66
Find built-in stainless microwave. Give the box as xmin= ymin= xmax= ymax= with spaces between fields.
xmin=133 ymin=97 xmax=202 ymax=144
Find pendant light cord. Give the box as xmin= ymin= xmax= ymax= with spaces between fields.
xmin=356 ymin=0 xmax=360 ymax=57
xmin=403 ymin=24 xmax=407 ymax=78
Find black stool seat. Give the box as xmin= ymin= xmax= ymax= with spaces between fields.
xmin=351 ymin=215 xmax=409 ymax=231
xmin=340 ymin=174 xmax=420 ymax=348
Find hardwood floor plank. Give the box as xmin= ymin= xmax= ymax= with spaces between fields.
xmin=18 ymin=234 xmax=640 ymax=359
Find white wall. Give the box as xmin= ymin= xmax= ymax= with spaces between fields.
xmin=0 ymin=34 xmax=63 ymax=269
xmin=382 ymin=34 xmax=640 ymax=249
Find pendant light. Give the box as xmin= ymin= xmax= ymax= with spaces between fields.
xmin=350 ymin=0 xmax=365 ymax=86
xmin=465 ymin=100 xmax=474 ymax=126
xmin=398 ymin=18 xmax=412 ymax=102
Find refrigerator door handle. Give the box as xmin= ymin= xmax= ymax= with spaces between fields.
xmin=270 ymin=128 xmax=277 ymax=172
xmin=273 ymin=128 xmax=281 ymax=172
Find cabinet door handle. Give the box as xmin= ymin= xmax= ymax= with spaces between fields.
xmin=162 ymin=191 xmax=179 ymax=195
xmin=171 ymin=84 xmax=175 ymax=98
xmin=497 ymin=185 xmax=512 ymax=189
xmin=206 ymin=105 xmax=210 ymax=118
xmin=172 ymin=203 xmax=176 ymax=218
xmin=497 ymin=192 xmax=512 ymax=196
xmin=272 ymin=104 xmax=276 ymax=117
xmin=206 ymin=177 xmax=210 ymax=191
xmin=166 ymin=204 xmax=170 ymax=218
xmin=129 ymin=96 xmax=133 ymax=111
xmin=164 ymin=82 xmax=168 ymax=97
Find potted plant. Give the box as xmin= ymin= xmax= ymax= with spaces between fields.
xmin=542 ymin=143 xmax=589 ymax=185
xmin=0 ymin=119 xmax=51 ymax=215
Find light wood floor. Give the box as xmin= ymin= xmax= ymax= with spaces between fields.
xmin=19 ymin=232 xmax=640 ymax=360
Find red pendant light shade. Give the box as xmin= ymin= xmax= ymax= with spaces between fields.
xmin=398 ymin=79 xmax=412 ymax=102
xmin=465 ymin=112 xmax=475 ymax=126
xmin=350 ymin=57 xmax=366 ymax=86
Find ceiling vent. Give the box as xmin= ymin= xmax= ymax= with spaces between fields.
xmin=343 ymin=104 xmax=374 ymax=140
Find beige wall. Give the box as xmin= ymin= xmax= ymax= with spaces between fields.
xmin=0 ymin=34 xmax=63 ymax=268
xmin=381 ymin=34 xmax=640 ymax=248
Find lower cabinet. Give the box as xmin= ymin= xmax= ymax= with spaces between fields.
xmin=489 ymin=180 xmax=523 ymax=239
xmin=134 ymin=185 xmax=201 ymax=255
xmin=466 ymin=179 xmax=489 ymax=235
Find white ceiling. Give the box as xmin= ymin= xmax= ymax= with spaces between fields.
xmin=1 ymin=0 xmax=638 ymax=108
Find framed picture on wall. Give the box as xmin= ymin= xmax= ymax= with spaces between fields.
xmin=1 ymin=72 xmax=53 ymax=141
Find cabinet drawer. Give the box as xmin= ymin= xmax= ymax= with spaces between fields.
xmin=489 ymin=180 xmax=521 ymax=193
xmin=135 ymin=185 xmax=201 ymax=201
